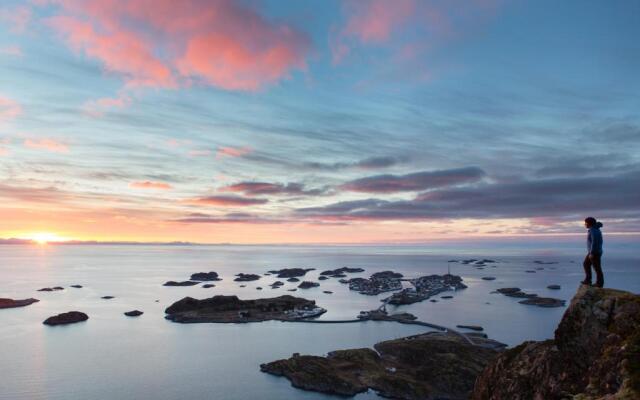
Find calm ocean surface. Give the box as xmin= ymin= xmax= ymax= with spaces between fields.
xmin=1 ymin=241 xmax=639 ymax=400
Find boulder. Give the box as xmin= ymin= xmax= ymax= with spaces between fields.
xmin=298 ymin=281 xmax=320 ymax=289
xmin=124 ymin=310 xmax=143 ymax=317
xmin=43 ymin=311 xmax=88 ymax=326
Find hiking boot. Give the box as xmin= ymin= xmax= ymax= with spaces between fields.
xmin=580 ymin=280 xmax=592 ymax=286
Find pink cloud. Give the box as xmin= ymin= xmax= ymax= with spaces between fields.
xmin=83 ymin=93 xmax=132 ymax=117
xmin=129 ymin=181 xmax=172 ymax=190
xmin=0 ymin=96 xmax=21 ymax=122
xmin=41 ymin=0 xmax=310 ymax=92
xmin=0 ymin=45 xmax=23 ymax=57
xmin=333 ymin=0 xmax=498 ymax=66
xmin=187 ymin=195 xmax=268 ymax=207
xmin=216 ymin=146 xmax=252 ymax=159
xmin=342 ymin=0 xmax=416 ymax=44
xmin=0 ymin=5 xmax=32 ymax=33
xmin=0 ymin=138 xmax=10 ymax=156
xmin=24 ymin=138 xmax=69 ymax=153
xmin=188 ymin=149 xmax=212 ymax=157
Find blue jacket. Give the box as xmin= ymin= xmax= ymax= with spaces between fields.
xmin=587 ymin=222 xmax=603 ymax=255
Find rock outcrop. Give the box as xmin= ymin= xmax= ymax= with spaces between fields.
xmin=0 ymin=298 xmax=39 ymax=309
xmin=189 ymin=271 xmax=222 ymax=281
xmin=268 ymin=268 xmax=315 ymax=278
xmin=163 ymin=280 xmax=199 ymax=286
xmin=261 ymin=332 xmax=501 ymax=399
xmin=472 ymin=285 xmax=640 ymax=400
xmin=43 ymin=311 xmax=89 ymax=326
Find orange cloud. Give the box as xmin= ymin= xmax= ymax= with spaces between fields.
xmin=42 ymin=0 xmax=310 ymax=91
xmin=24 ymin=138 xmax=69 ymax=153
xmin=216 ymin=146 xmax=252 ymax=159
xmin=129 ymin=181 xmax=172 ymax=190
xmin=0 ymin=96 xmax=21 ymax=122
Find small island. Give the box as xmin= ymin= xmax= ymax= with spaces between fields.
xmin=165 ymin=295 xmax=326 ymax=323
xmin=234 ymin=273 xmax=261 ymax=282
xmin=190 ymin=271 xmax=222 ymax=281
xmin=268 ymin=268 xmax=315 ymax=278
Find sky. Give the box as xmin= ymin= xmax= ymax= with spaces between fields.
xmin=0 ymin=0 xmax=639 ymax=244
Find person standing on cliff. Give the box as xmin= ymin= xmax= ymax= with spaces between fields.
xmin=582 ymin=217 xmax=604 ymax=287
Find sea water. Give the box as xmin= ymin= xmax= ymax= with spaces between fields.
xmin=1 ymin=241 xmax=638 ymax=399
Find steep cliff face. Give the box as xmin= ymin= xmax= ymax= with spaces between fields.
xmin=472 ymin=285 xmax=640 ymax=400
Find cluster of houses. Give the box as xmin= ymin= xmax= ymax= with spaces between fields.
xmin=282 ymin=305 xmax=327 ymax=319
xmin=348 ymin=275 xmax=403 ymax=295
xmin=385 ymin=274 xmax=467 ymax=305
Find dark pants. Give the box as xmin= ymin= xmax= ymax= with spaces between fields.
xmin=583 ymin=253 xmax=604 ymax=287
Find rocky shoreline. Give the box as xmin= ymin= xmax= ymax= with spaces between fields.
xmin=261 ymin=331 xmax=504 ymax=399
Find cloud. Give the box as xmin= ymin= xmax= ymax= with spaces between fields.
xmin=83 ymin=93 xmax=132 ymax=117
xmin=187 ymin=195 xmax=268 ymax=207
xmin=221 ymin=181 xmax=326 ymax=196
xmin=0 ymin=45 xmax=23 ymax=57
xmin=172 ymin=212 xmax=282 ymax=224
xmin=298 ymin=170 xmax=640 ymax=222
xmin=42 ymin=0 xmax=310 ymax=91
xmin=331 ymin=0 xmax=500 ymax=67
xmin=0 ymin=96 xmax=21 ymax=122
xmin=341 ymin=167 xmax=486 ymax=193
xmin=24 ymin=138 xmax=69 ymax=153
xmin=216 ymin=146 xmax=252 ymax=159
xmin=342 ymin=0 xmax=416 ymax=44
xmin=0 ymin=5 xmax=31 ymax=33
xmin=303 ymin=155 xmax=408 ymax=171
xmin=129 ymin=181 xmax=172 ymax=190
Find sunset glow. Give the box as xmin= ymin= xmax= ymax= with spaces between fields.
xmin=22 ymin=232 xmax=69 ymax=245
xmin=0 ymin=0 xmax=639 ymax=244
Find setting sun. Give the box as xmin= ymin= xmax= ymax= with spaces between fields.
xmin=26 ymin=233 xmax=69 ymax=245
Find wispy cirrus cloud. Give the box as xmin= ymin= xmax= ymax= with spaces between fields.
xmin=187 ymin=195 xmax=268 ymax=207
xmin=24 ymin=138 xmax=69 ymax=153
xmin=41 ymin=0 xmax=311 ymax=91
xmin=340 ymin=167 xmax=486 ymax=193
xmin=83 ymin=93 xmax=132 ymax=117
xmin=0 ymin=45 xmax=23 ymax=57
xmin=331 ymin=0 xmax=501 ymax=71
xmin=0 ymin=96 xmax=21 ymax=122
xmin=173 ymin=212 xmax=283 ymax=224
xmin=221 ymin=181 xmax=326 ymax=196
xmin=303 ymin=155 xmax=408 ymax=171
xmin=0 ymin=4 xmax=31 ymax=33
xmin=216 ymin=146 xmax=252 ymax=159
xmin=129 ymin=181 xmax=172 ymax=190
